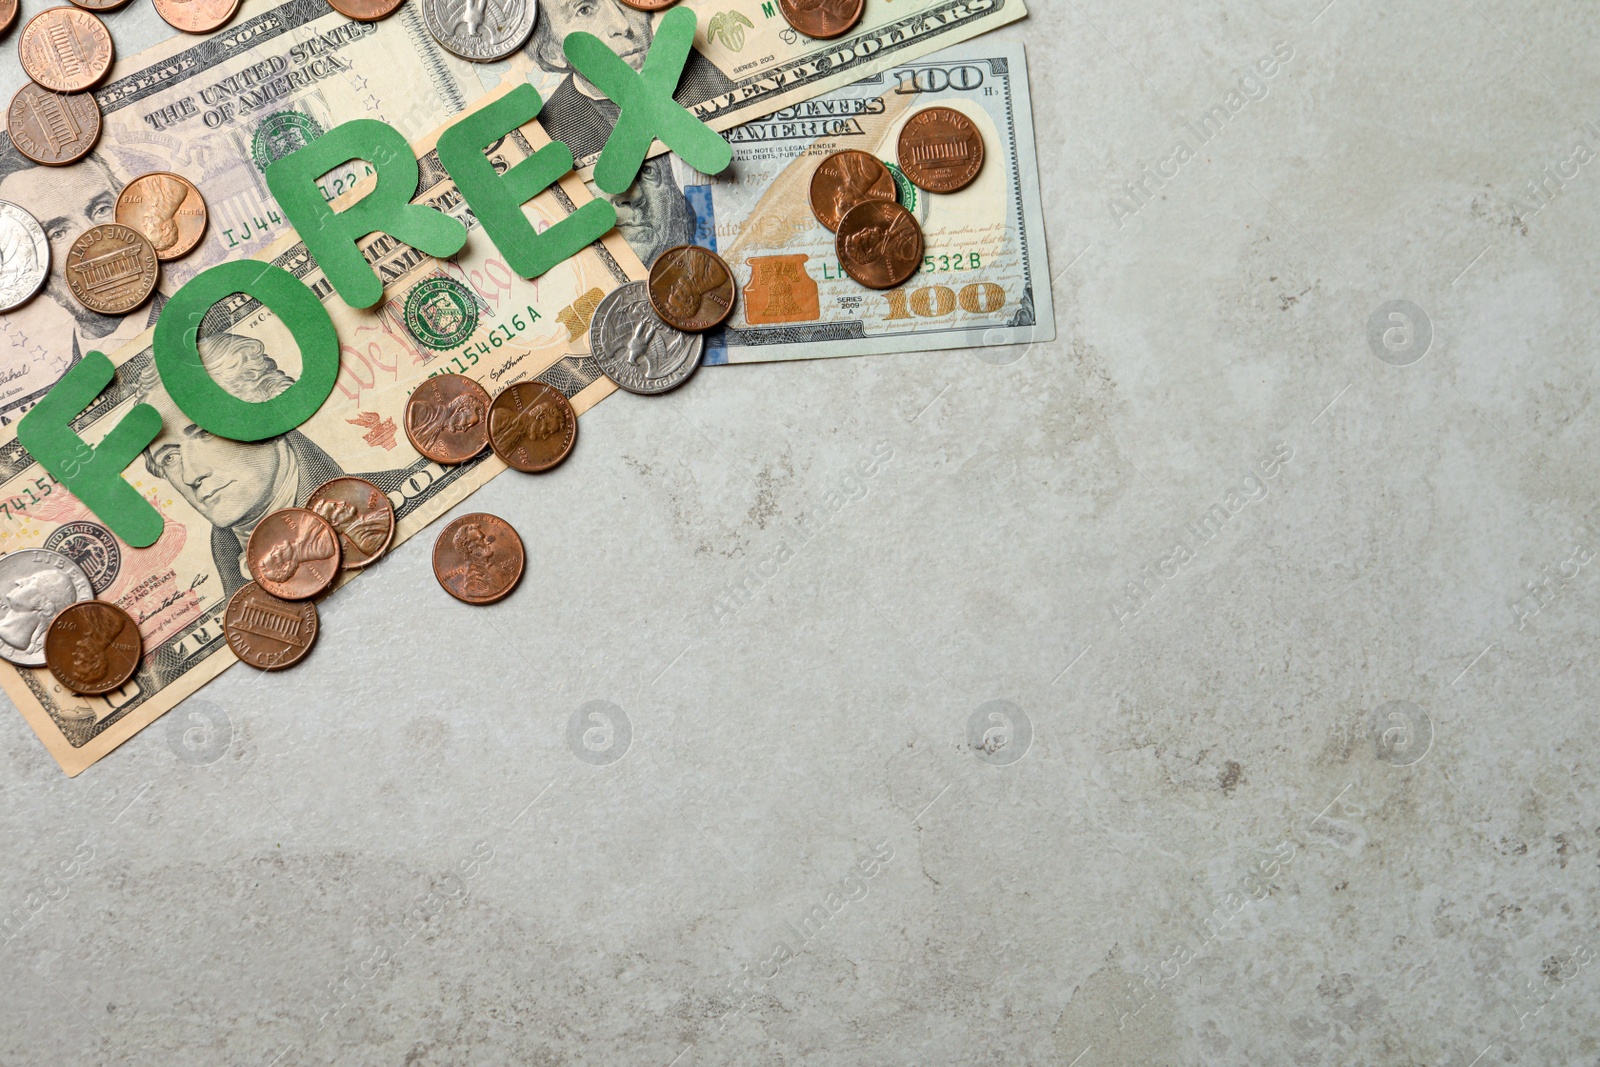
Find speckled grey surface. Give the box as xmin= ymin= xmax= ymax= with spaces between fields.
xmin=5 ymin=0 xmax=1600 ymax=1064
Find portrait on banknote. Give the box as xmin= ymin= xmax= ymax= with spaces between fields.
xmin=132 ymin=333 xmax=351 ymax=601
xmin=610 ymin=157 xmax=697 ymax=267
xmin=0 ymin=144 xmax=165 ymax=415
xmin=521 ymin=0 xmax=734 ymax=164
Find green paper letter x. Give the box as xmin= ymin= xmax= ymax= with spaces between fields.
xmin=564 ymin=6 xmax=733 ymax=194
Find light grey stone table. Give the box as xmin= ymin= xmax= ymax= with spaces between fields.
xmin=4 ymin=1 xmax=1598 ymax=1064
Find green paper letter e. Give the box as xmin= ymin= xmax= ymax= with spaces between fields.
xmin=17 ymin=352 xmax=165 ymax=548
xmin=436 ymin=84 xmax=617 ymax=281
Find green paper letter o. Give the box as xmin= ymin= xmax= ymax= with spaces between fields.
xmin=153 ymin=261 xmax=339 ymax=443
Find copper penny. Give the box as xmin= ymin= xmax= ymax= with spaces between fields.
xmin=433 ymin=513 xmax=524 ymax=606
xmin=307 ymin=476 xmax=396 ymax=569
xmin=836 ymin=200 xmax=924 ymax=290
xmin=44 ymin=600 xmax=140 ymax=695
xmin=897 ymin=106 xmax=986 ymax=194
xmin=405 ymin=373 xmax=493 ymax=465
xmin=152 ymin=0 xmax=239 ymax=34
xmin=225 ymin=582 xmax=319 ymax=671
xmin=246 ymin=508 xmax=342 ymax=601
xmin=618 ymin=0 xmax=677 ymax=8
xmin=327 ymin=0 xmax=404 ymax=19
xmin=647 ymin=244 xmax=737 ymax=332
xmin=65 ymin=224 xmax=159 ymax=315
xmin=116 ymin=172 xmax=207 ymax=261
xmin=776 ymin=0 xmax=863 ymax=39
xmin=6 ymin=83 xmax=100 ymax=166
xmin=19 ymin=8 xmax=114 ymax=92
xmin=489 ymin=382 xmax=577 ymax=474
xmin=809 ymin=150 xmax=897 ymax=233
xmin=0 ymin=0 xmax=21 ymax=33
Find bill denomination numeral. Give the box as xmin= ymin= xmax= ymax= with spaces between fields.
xmin=893 ymin=65 xmax=986 ymax=95
xmin=884 ymin=282 xmax=1006 ymax=321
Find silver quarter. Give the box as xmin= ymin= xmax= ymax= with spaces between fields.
xmin=590 ymin=281 xmax=705 ymax=396
xmin=422 ymin=0 xmax=536 ymax=62
xmin=0 ymin=201 xmax=50 ymax=312
xmin=0 ymin=548 xmax=94 ymax=666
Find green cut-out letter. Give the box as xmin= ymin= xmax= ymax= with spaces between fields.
xmin=564 ymin=6 xmax=733 ymax=194
xmin=153 ymin=261 xmax=340 ymax=442
xmin=264 ymin=118 xmax=468 ymax=308
xmin=438 ymin=84 xmax=617 ymax=280
xmin=18 ymin=353 xmax=164 ymax=548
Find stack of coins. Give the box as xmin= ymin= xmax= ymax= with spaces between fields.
xmin=582 ymin=242 xmax=734 ymax=396
xmin=221 ymin=477 xmax=396 ymax=671
xmin=8 ymin=8 xmax=113 ymax=171
xmin=2 ymin=6 xmax=212 ymax=319
xmin=0 ymin=546 xmax=146 ymax=696
xmin=809 ymin=106 xmax=988 ymax=292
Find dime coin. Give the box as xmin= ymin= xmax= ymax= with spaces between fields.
xmin=0 ymin=548 xmax=93 ymax=666
xmin=152 ymin=0 xmax=239 ymax=34
xmin=776 ymin=0 xmax=863 ymax=39
xmin=405 ymin=373 xmax=493 ymax=464
xmin=225 ymin=582 xmax=319 ymax=671
xmin=590 ymin=281 xmax=704 ymax=396
xmin=489 ymin=381 xmax=577 ymax=473
xmin=246 ymin=508 xmax=342 ymax=601
xmin=68 ymin=0 xmax=132 ymax=11
xmin=45 ymin=600 xmax=140 ymax=695
xmin=6 ymin=84 xmax=99 ymax=166
xmin=836 ymin=200 xmax=924 ymax=290
xmin=0 ymin=0 xmax=18 ymax=34
xmin=65 ymin=224 xmax=159 ymax=315
xmin=0 ymin=201 xmax=50 ymax=312
xmin=809 ymin=150 xmax=897 ymax=233
xmin=422 ymin=0 xmax=536 ymax=62
xmin=619 ymin=0 xmax=676 ymax=8
xmin=307 ymin=476 xmax=396 ymax=569
xmin=115 ymin=172 xmax=207 ymax=261
xmin=19 ymin=8 xmax=114 ymax=92
xmin=648 ymin=245 xmax=737 ymax=332
xmin=433 ymin=513 xmax=524 ymax=605
xmin=327 ymin=0 xmax=405 ymax=19
xmin=897 ymin=105 xmax=986 ymax=194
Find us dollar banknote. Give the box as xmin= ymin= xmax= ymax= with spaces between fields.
xmin=0 ymin=95 xmax=642 ymax=775
xmin=609 ymin=40 xmax=1052 ymax=364
xmin=0 ymin=0 xmax=514 ymax=427
xmin=501 ymin=0 xmax=1026 ymax=171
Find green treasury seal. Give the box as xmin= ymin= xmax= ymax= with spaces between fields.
xmin=404 ymin=277 xmax=480 ymax=351
xmin=252 ymin=112 xmax=325 ymax=174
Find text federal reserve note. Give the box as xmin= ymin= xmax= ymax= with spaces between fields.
xmin=617 ymin=41 xmax=1053 ymax=364
xmin=0 ymin=0 xmax=509 ymax=425
xmin=509 ymin=0 xmax=1026 ymax=171
xmin=0 ymin=93 xmax=642 ymax=775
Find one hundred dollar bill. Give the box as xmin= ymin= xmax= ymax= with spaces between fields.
xmin=0 ymin=94 xmax=643 ymax=775
xmin=614 ymin=40 xmax=1053 ymax=364
xmin=502 ymin=0 xmax=1026 ymax=172
xmin=0 ymin=0 xmax=513 ymax=427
